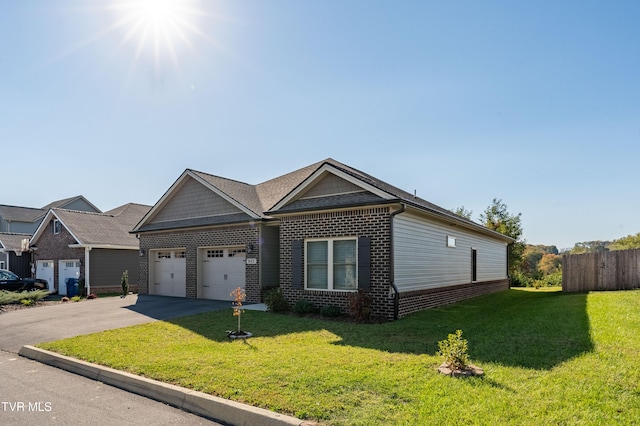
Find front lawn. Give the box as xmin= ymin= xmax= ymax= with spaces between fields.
xmin=38 ymin=288 xmax=640 ymax=425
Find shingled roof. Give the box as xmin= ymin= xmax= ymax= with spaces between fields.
xmin=135 ymin=158 xmax=507 ymax=242
xmin=33 ymin=203 xmax=151 ymax=248
xmin=0 ymin=232 xmax=31 ymax=254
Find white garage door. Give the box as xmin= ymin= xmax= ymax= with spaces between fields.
xmin=58 ymin=260 xmax=80 ymax=296
xmin=36 ymin=260 xmax=55 ymax=293
xmin=152 ymin=250 xmax=186 ymax=297
xmin=201 ymin=248 xmax=246 ymax=301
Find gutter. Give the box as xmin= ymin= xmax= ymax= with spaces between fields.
xmin=389 ymin=203 xmax=405 ymax=320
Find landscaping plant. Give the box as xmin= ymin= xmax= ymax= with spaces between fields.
xmin=230 ymin=287 xmax=246 ymax=334
xmin=437 ymin=329 xmax=469 ymax=371
xmin=121 ymin=270 xmax=129 ymax=297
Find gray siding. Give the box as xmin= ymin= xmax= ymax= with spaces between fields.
xmin=300 ymin=173 xmax=365 ymax=199
xmin=393 ymin=211 xmax=507 ymax=292
xmin=152 ymin=177 xmax=243 ymax=224
xmin=89 ymin=249 xmax=140 ymax=290
xmin=63 ymin=199 xmax=100 ymax=213
xmin=260 ymin=224 xmax=280 ymax=288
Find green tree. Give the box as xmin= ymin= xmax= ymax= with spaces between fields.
xmin=609 ymin=232 xmax=640 ymax=251
xmin=480 ymin=198 xmax=524 ymax=276
xmin=538 ymin=253 xmax=562 ymax=275
xmin=451 ymin=206 xmax=473 ymax=220
xmin=570 ymin=241 xmax=610 ymax=254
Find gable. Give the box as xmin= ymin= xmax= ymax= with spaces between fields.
xmin=149 ymin=177 xmax=244 ymax=224
xmin=297 ymin=173 xmax=366 ymax=200
xmin=269 ymin=166 xmax=394 ymax=213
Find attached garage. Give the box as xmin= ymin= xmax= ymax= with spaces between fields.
xmin=200 ymin=247 xmax=246 ymax=300
xmin=150 ymin=249 xmax=186 ymax=297
xmin=36 ymin=260 xmax=54 ymax=292
xmin=58 ymin=260 xmax=80 ymax=296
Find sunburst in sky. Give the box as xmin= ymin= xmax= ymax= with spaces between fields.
xmin=108 ymin=0 xmax=208 ymax=69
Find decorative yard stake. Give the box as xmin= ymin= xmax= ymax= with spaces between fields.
xmin=228 ymin=287 xmax=252 ymax=339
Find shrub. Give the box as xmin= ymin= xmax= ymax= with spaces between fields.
xmin=71 ymin=295 xmax=81 ymax=302
xmin=61 ymin=296 xmax=70 ymax=302
xmin=347 ymin=290 xmax=373 ymax=322
xmin=293 ymin=299 xmax=318 ymax=315
xmin=437 ymin=329 xmax=469 ymax=371
xmin=264 ymin=288 xmax=289 ymax=312
xmin=87 ymin=293 xmax=98 ymax=299
xmin=320 ymin=305 xmax=341 ymax=317
xmin=20 ymin=298 xmax=34 ymax=306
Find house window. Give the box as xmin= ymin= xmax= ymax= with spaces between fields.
xmin=175 ymin=251 xmax=186 ymax=259
xmin=157 ymin=251 xmax=171 ymax=259
xmin=207 ymin=249 xmax=224 ymax=258
xmin=52 ymin=220 xmax=61 ymax=234
xmin=305 ymin=238 xmax=357 ymax=291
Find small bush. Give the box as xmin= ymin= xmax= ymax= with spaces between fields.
xmin=20 ymin=298 xmax=34 ymax=306
xmin=347 ymin=290 xmax=373 ymax=322
xmin=71 ymin=295 xmax=81 ymax=302
xmin=87 ymin=293 xmax=98 ymax=299
xmin=264 ymin=288 xmax=289 ymax=312
xmin=61 ymin=296 xmax=70 ymax=302
xmin=0 ymin=290 xmax=49 ymax=306
xmin=320 ymin=305 xmax=341 ymax=317
xmin=437 ymin=329 xmax=469 ymax=371
xmin=293 ymin=299 xmax=318 ymax=315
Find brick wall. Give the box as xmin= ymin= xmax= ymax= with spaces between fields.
xmin=31 ymin=219 xmax=84 ymax=292
xmin=279 ymin=207 xmax=509 ymax=321
xmin=279 ymin=207 xmax=395 ymax=319
xmin=397 ymin=279 xmax=509 ymax=318
xmin=138 ymin=224 xmax=261 ymax=302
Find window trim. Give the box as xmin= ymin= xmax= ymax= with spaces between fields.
xmin=304 ymin=237 xmax=358 ymax=292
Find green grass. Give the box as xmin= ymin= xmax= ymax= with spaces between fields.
xmin=38 ymin=288 xmax=640 ymax=425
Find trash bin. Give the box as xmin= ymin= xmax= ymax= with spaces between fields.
xmin=66 ymin=278 xmax=79 ymax=297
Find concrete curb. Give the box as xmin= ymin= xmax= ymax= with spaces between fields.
xmin=19 ymin=345 xmax=310 ymax=426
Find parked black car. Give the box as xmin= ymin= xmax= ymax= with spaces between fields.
xmin=0 ymin=269 xmax=48 ymax=292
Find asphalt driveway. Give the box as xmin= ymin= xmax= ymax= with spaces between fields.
xmin=0 ymin=294 xmax=232 ymax=353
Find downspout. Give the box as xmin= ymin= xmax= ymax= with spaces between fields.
xmin=85 ymin=246 xmax=91 ymax=296
xmin=389 ymin=203 xmax=405 ymax=320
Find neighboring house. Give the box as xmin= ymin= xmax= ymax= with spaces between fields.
xmin=30 ymin=203 xmax=151 ymax=295
xmin=133 ymin=159 xmax=513 ymax=320
xmin=0 ymin=196 xmax=101 ymax=279
xmin=0 ymin=232 xmax=33 ymax=277
xmin=0 ymin=196 xmax=101 ymax=234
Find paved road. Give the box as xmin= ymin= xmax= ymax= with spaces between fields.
xmin=0 ymin=295 xmax=232 ymax=425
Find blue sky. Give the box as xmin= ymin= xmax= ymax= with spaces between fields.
xmin=1 ymin=0 xmax=638 ymax=249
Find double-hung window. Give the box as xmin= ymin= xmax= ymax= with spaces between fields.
xmin=305 ymin=238 xmax=357 ymax=291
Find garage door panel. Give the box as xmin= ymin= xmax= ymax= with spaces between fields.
xmin=152 ymin=250 xmax=186 ymax=297
xmin=201 ymin=248 xmax=245 ymax=300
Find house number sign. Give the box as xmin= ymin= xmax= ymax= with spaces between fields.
xmin=246 ymin=258 xmax=257 ymax=265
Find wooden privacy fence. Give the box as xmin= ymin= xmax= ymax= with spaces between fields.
xmin=562 ymin=248 xmax=640 ymax=292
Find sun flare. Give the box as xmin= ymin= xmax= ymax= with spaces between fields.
xmin=110 ymin=0 xmax=203 ymax=65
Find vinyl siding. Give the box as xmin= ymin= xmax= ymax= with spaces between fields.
xmin=89 ymin=249 xmax=141 ymax=289
xmin=151 ymin=177 xmax=243 ymax=224
xmin=393 ymin=212 xmax=507 ymax=292
xmin=260 ymin=224 xmax=280 ymax=288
